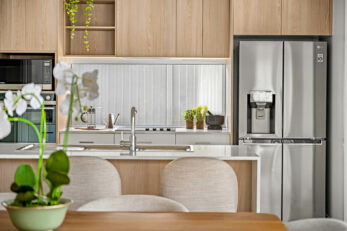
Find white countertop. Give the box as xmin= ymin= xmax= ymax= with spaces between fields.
xmin=60 ymin=126 xmax=231 ymax=134
xmin=0 ymin=143 xmax=258 ymax=161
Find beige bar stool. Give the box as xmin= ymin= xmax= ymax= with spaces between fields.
xmin=160 ymin=157 xmax=238 ymax=212
xmin=77 ymin=195 xmax=188 ymax=212
xmin=63 ymin=156 xmax=122 ymax=210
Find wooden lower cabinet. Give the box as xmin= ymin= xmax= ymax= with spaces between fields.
xmin=0 ymin=159 xmax=255 ymax=212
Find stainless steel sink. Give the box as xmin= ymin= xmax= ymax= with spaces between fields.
xmin=17 ymin=144 xmax=194 ymax=153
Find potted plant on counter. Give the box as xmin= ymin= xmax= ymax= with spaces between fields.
xmin=194 ymin=105 xmax=208 ymax=129
xmin=0 ymin=62 xmax=99 ymax=231
xmin=183 ymin=109 xmax=195 ymax=129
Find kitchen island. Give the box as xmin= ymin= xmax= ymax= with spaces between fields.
xmin=0 ymin=144 xmax=260 ymax=212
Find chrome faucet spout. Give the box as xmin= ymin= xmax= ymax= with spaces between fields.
xmin=130 ymin=107 xmax=137 ymax=155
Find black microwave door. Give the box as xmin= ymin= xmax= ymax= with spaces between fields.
xmin=0 ymin=59 xmax=26 ymax=84
xmin=27 ymin=60 xmax=53 ymax=89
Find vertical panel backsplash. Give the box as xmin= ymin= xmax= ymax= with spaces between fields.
xmin=72 ymin=63 xmax=225 ymax=127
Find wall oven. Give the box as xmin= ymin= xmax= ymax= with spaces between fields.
xmin=0 ymin=55 xmax=54 ymax=90
xmin=0 ymin=93 xmax=56 ymax=143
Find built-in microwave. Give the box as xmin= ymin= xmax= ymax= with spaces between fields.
xmin=0 ymin=57 xmax=54 ymax=90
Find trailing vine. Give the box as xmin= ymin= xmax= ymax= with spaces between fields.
xmin=64 ymin=0 xmax=80 ymax=39
xmin=64 ymin=0 xmax=95 ymax=51
xmin=83 ymin=0 xmax=94 ymax=52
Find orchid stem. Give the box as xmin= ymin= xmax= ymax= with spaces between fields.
xmin=63 ymin=75 xmax=76 ymax=151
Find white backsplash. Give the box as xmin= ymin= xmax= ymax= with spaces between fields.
xmin=71 ymin=64 xmax=225 ymax=127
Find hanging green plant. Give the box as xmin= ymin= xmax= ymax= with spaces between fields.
xmin=64 ymin=0 xmax=95 ymax=52
xmin=64 ymin=0 xmax=80 ymax=39
xmin=83 ymin=0 xmax=95 ymax=52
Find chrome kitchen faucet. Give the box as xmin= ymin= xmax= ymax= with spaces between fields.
xmin=120 ymin=106 xmax=137 ymax=156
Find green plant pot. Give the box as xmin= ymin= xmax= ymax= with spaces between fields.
xmin=1 ymin=198 xmax=72 ymax=231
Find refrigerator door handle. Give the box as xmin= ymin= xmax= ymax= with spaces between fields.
xmin=282 ymin=139 xmax=323 ymax=145
xmin=240 ymin=138 xmax=282 ymax=144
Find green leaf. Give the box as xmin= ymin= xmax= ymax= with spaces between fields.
xmin=10 ymin=183 xmax=34 ymax=193
xmin=14 ymin=164 xmax=36 ymax=187
xmin=45 ymin=172 xmax=70 ymax=188
xmin=15 ymin=191 xmax=36 ymax=202
xmin=45 ymin=150 xmax=70 ymax=175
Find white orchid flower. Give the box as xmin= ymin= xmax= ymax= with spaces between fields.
xmin=82 ymin=70 xmax=99 ymax=100
xmin=59 ymin=93 xmax=81 ymax=116
xmin=0 ymin=108 xmax=11 ymax=139
xmin=22 ymin=83 xmax=41 ymax=99
xmin=4 ymin=91 xmax=16 ymax=116
xmin=53 ymin=62 xmax=74 ymax=96
xmin=22 ymin=83 xmax=44 ymax=109
xmin=4 ymin=91 xmax=27 ymax=116
xmin=53 ymin=62 xmax=72 ymax=81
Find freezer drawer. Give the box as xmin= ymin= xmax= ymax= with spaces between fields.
xmin=239 ymin=141 xmax=282 ymax=218
xmin=283 ymin=42 xmax=327 ymax=138
xmin=282 ymin=141 xmax=326 ymax=221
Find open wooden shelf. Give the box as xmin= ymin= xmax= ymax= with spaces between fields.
xmin=64 ymin=0 xmax=116 ymax=56
xmin=66 ymin=26 xmax=115 ymax=30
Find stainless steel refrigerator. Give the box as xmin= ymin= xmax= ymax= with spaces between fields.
xmin=238 ymin=41 xmax=327 ymax=221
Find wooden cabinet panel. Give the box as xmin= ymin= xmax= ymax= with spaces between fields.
xmin=26 ymin=0 xmax=57 ymax=51
xmin=0 ymin=0 xmax=26 ymax=51
xmin=117 ymin=0 xmax=176 ymax=57
xmin=177 ymin=0 xmax=203 ymax=57
xmin=234 ymin=0 xmax=282 ymax=35
xmin=176 ymin=133 xmax=231 ymax=145
xmin=0 ymin=0 xmax=57 ymax=52
xmin=202 ymin=0 xmax=230 ymax=57
xmin=282 ymin=0 xmax=331 ymax=35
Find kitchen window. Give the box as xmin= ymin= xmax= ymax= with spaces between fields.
xmin=72 ymin=63 xmax=226 ymax=127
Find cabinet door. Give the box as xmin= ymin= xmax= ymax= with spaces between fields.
xmin=26 ymin=0 xmax=58 ymax=51
xmin=177 ymin=0 xmax=202 ymax=57
xmin=60 ymin=133 xmax=115 ymax=145
xmin=117 ymin=0 xmax=176 ymax=57
xmin=282 ymin=0 xmax=332 ymax=35
xmin=233 ymin=0 xmax=282 ymax=35
xmin=0 ymin=0 xmax=26 ymax=51
xmin=202 ymin=0 xmax=230 ymax=57
xmin=176 ymin=133 xmax=231 ymax=145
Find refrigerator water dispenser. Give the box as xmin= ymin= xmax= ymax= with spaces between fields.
xmin=248 ymin=91 xmax=275 ymax=134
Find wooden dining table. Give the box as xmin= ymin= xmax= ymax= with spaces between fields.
xmin=0 ymin=211 xmax=287 ymax=231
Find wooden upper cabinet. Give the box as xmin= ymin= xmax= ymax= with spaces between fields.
xmin=282 ymin=0 xmax=332 ymax=35
xmin=26 ymin=0 xmax=58 ymax=51
xmin=0 ymin=0 xmax=57 ymax=52
xmin=177 ymin=0 xmax=203 ymax=57
xmin=233 ymin=0 xmax=282 ymax=35
xmin=0 ymin=0 xmax=26 ymax=51
xmin=203 ymin=0 xmax=230 ymax=57
xmin=117 ymin=0 xmax=176 ymax=57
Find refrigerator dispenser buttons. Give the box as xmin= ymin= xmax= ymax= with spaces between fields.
xmin=317 ymin=53 xmax=324 ymax=63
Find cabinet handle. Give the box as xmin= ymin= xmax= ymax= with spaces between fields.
xmin=138 ymin=141 xmax=153 ymax=144
xmin=79 ymin=141 xmax=94 ymax=144
xmin=195 ymin=142 xmax=211 ymax=145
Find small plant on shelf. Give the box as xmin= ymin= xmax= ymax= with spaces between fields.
xmin=183 ymin=109 xmax=195 ymax=129
xmin=193 ymin=105 xmax=208 ymax=129
xmin=64 ymin=0 xmax=95 ymax=52
xmin=0 ymin=62 xmax=99 ymax=231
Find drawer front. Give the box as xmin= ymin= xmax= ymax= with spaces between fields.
xmin=176 ymin=133 xmax=230 ymax=145
xmin=115 ymin=133 xmax=175 ymax=145
xmin=60 ymin=133 xmax=115 ymax=145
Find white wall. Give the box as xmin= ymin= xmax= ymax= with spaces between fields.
xmin=328 ymin=0 xmax=345 ymax=220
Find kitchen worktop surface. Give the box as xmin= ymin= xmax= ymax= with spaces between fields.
xmin=60 ymin=126 xmax=231 ymax=134
xmin=0 ymin=143 xmax=258 ymax=161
